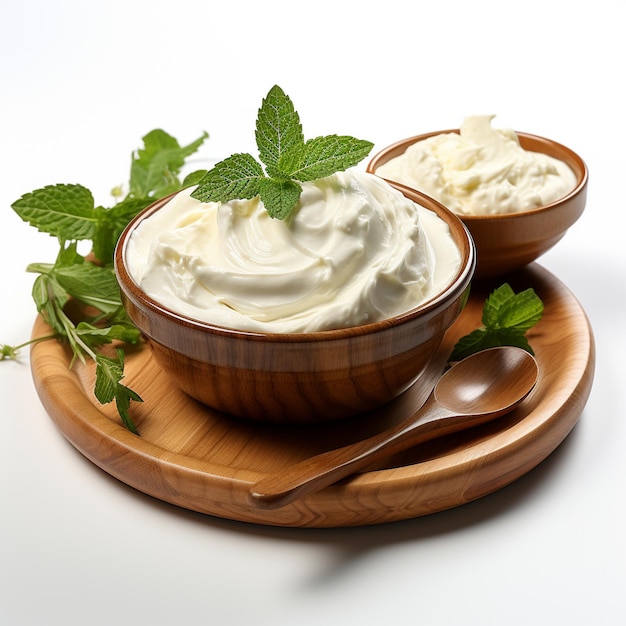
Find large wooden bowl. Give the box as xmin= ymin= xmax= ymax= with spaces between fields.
xmin=367 ymin=130 xmax=588 ymax=279
xmin=114 ymin=184 xmax=475 ymax=425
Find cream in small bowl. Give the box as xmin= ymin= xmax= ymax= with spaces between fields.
xmin=368 ymin=116 xmax=588 ymax=278
xmin=115 ymin=170 xmax=475 ymax=424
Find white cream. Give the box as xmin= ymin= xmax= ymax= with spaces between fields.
xmin=125 ymin=170 xmax=461 ymax=333
xmin=376 ymin=115 xmax=578 ymax=216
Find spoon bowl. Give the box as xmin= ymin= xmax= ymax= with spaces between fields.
xmin=250 ymin=346 xmax=539 ymax=509
xmin=434 ymin=346 xmax=538 ymax=415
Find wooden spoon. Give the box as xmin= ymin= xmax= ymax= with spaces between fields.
xmin=250 ymin=346 xmax=539 ymax=509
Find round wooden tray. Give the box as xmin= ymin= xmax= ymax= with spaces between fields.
xmin=30 ymin=264 xmax=595 ymax=528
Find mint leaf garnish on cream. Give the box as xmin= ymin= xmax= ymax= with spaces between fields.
xmin=191 ymin=85 xmax=374 ymax=219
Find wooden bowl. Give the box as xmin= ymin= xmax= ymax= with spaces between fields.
xmin=114 ymin=184 xmax=475 ymax=425
xmin=367 ymin=130 xmax=588 ymax=279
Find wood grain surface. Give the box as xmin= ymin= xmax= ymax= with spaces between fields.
xmin=29 ymin=263 xmax=595 ymax=528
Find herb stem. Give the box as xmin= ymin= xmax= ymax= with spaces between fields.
xmin=1 ymin=333 xmax=59 ymax=360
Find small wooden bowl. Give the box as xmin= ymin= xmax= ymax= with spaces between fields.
xmin=114 ymin=184 xmax=475 ymax=425
xmin=367 ymin=130 xmax=588 ymax=279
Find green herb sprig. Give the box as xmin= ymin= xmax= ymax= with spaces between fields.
xmin=450 ymin=283 xmax=544 ymax=361
xmin=3 ymin=129 xmax=209 ymax=433
xmin=191 ymin=85 xmax=374 ymax=220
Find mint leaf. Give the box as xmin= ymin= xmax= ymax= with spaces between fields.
xmin=482 ymin=284 xmax=544 ymax=332
xmin=27 ymin=241 xmax=85 ymax=278
xmin=31 ymin=272 xmax=92 ymax=363
xmin=31 ymin=273 xmax=69 ymax=335
xmin=450 ymin=283 xmax=544 ymax=361
xmin=12 ymin=184 xmax=97 ymax=242
xmin=94 ymin=349 xmax=127 ymax=402
xmin=191 ymin=153 xmax=264 ymax=203
xmin=76 ymin=322 xmax=141 ymax=349
xmin=481 ymin=283 xmax=515 ymax=328
xmin=450 ymin=328 xmax=534 ymax=361
xmin=192 ymin=85 xmax=373 ymax=220
xmin=284 ymin=135 xmax=375 ymax=182
xmin=255 ymin=84 xmax=304 ymax=178
xmin=493 ymin=288 xmax=544 ymax=332
xmin=114 ymin=384 xmax=143 ymax=434
xmin=53 ymin=263 xmax=124 ymax=315
xmin=259 ymin=178 xmax=303 ymax=220
xmin=181 ymin=169 xmax=208 ymax=188
xmin=91 ymin=196 xmax=153 ymax=264
xmin=129 ymin=129 xmax=209 ymax=198
xmin=27 ymin=244 xmax=123 ymax=316
xmin=95 ymin=349 xmax=142 ymax=434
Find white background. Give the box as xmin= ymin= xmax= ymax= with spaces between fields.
xmin=1 ymin=1 xmax=624 ymax=625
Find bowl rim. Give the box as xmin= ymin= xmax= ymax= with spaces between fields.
xmin=114 ymin=183 xmax=476 ymax=343
xmin=367 ymin=129 xmax=589 ymax=223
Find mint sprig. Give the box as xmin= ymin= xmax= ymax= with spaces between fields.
xmin=13 ymin=130 xmax=209 ymax=265
xmin=6 ymin=129 xmax=209 ymax=433
xmin=450 ymin=283 xmax=544 ymax=361
xmin=191 ymin=85 xmax=373 ymax=220
xmin=130 ymin=129 xmax=209 ymax=199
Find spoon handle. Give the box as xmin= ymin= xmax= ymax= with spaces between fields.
xmin=249 ymin=346 xmax=538 ymax=510
xmin=249 ymin=351 xmax=448 ymax=510
xmin=249 ymin=395 xmax=454 ymax=510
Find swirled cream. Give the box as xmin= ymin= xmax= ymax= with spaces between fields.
xmin=375 ymin=115 xmax=577 ymax=216
xmin=125 ymin=170 xmax=461 ymax=333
